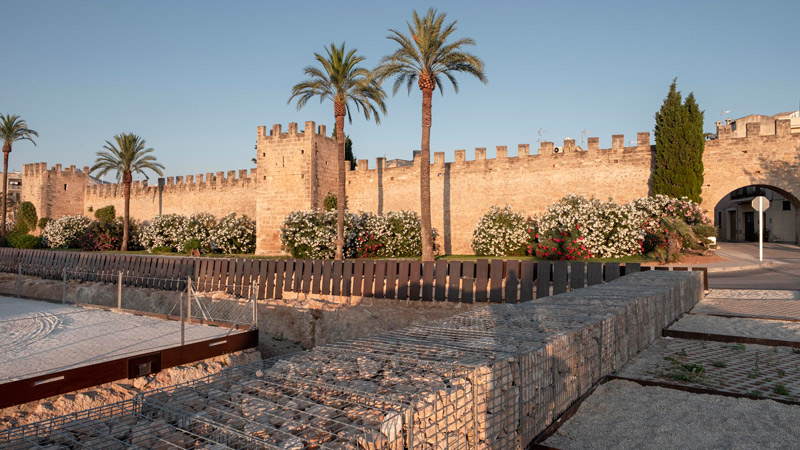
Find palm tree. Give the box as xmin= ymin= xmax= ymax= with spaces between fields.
xmin=0 ymin=114 xmax=38 ymax=238
xmin=376 ymin=8 xmax=486 ymax=261
xmin=90 ymin=133 xmax=164 ymax=251
xmin=289 ymin=42 xmax=386 ymax=260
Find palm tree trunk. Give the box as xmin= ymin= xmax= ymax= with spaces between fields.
xmin=420 ymin=88 xmax=434 ymax=262
xmin=334 ymin=102 xmax=346 ymax=261
xmin=1 ymin=144 xmax=10 ymax=239
xmin=122 ymin=172 xmax=132 ymax=252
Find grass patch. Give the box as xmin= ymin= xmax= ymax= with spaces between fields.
xmin=727 ymin=344 xmax=746 ymax=351
xmin=712 ymin=361 xmax=727 ymax=368
xmin=773 ymin=384 xmax=790 ymax=396
xmin=777 ymin=369 xmax=786 ymax=378
xmin=749 ymin=390 xmax=763 ymax=397
xmin=666 ymin=363 xmax=705 ymax=383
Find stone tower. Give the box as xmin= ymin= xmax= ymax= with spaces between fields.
xmin=255 ymin=121 xmax=339 ymax=255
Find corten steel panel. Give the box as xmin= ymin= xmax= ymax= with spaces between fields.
xmin=312 ymin=260 xmax=323 ymax=294
xmin=283 ymin=259 xmax=295 ymax=293
xmin=274 ymin=260 xmax=284 ymax=299
xmin=553 ymin=262 xmax=568 ymax=295
xmin=265 ymin=260 xmax=276 ymax=299
xmin=342 ymin=261 xmax=353 ymax=296
xmin=332 ymin=261 xmax=343 ymax=296
xmin=321 ymin=260 xmax=333 ymax=295
xmin=258 ymin=260 xmax=268 ymax=299
xmin=447 ymin=261 xmax=461 ymax=302
xmin=352 ymin=261 xmax=364 ymax=297
xmin=587 ymin=262 xmax=603 ymax=285
xmin=292 ymin=260 xmax=303 ymax=293
xmin=537 ymin=261 xmax=551 ymax=299
xmin=520 ymin=260 xmax=535 ymax=301
xmin=212 ymin=259 xmax=222 ymax=291
xmin=196 ymin=259 xmax=207 ymax=291
xmin=421 ymin=262 xmax=434 ymax=301
xmin=504 ymin=260 xmax=520 ymax=303
xmin=409 ymin=261 xmax=421 ymax=300
xmin=654 ymin=266 xmax=671 ymax=271
xmin=302 ymin=259 xmax=312 ymax=293
xmin=604 ymin=262 xmax=621 ymax=282
xmin=204 ymin=258 xmax=215 ymax=291
xmin=624 ymin=262 xmax=641 ymax=275
xmin=0 ymin=330 xmax=258 ymax=410
xmin=385 ymin=261 xmax=397 ymax=300
xmin=243 ymin=259 xmax=254 ymax=295
xmin=475 ymin=259 xmax=489 ymax=302
xmin=462 ymin=277 xmax=474 ymax=303
xmin=489 ymin=259 xmax=504 ymax=303
xmin=362 ymin=261 xmax=375 ymax=297
xmin=373 ymin=261 xmax=386 ymax=299
xmin=434 ymin=260 xmax=448 ymax=301
xmin=570 ymin=262 xmax=585 ymax=290
xmin=397 ymin=261 xmax=409 ymax=300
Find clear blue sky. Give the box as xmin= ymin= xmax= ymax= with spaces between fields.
xmin=3 ymin=0 xmax=798 ymax=179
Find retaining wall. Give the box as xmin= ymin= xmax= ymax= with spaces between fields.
xmin=0 ymin=270 xmax=702 ymax=449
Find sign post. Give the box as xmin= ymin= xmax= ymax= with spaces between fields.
xmin=751 ymin=195 xmax=770 ymax=262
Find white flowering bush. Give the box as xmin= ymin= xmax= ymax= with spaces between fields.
xmin=185 ymin=212 xmax=217 ymax=251
xmin=138 ymin=214 xmax=188 ymax=251
xmin=280 ymin=210 xmax=364 ymax=259
xmin=356 ymin=210 xmax=437 ymax=258
xmin=42 ymin=215 xmax=92 ymax=249
xmin=471 ymin=206 xmax=532 ymax=256
xmin=209 ymin=213 xmax=255 ymax=254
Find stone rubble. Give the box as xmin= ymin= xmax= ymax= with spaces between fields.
xmin=0 ymin=271 xmax=701 ymax=449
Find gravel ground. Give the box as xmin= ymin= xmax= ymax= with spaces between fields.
xmin=705 ymin=289 xmax=800 ymax=300
xmin=0 ymin=296 xmax=234 ymax=382
xmin=544 ymin=380 xmax=800 ymax=450
xmin=669 ymin=314 xmax=800 ymax=342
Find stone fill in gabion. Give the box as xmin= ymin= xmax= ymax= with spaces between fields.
xmin=0 ymin=271 xmax=702 ymax=449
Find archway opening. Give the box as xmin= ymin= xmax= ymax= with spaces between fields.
xmin=713 ymin=185 xmax=800 ymax=244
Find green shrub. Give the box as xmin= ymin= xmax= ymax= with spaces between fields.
xmin=38 ymin=217 xmax=51 ymax=230
xmin=41 ymin=216 xmax=92 ymax=249
xmin=323 ymin=193 xmax=347 ymax=211
xmin=535 ymin=223 xmax=592 ymax=260
xmin=94 ymin=205 xmax=116 ymax=224
xmin=79 ymin=220 xmax=123 ymax=251
xmin=8 ymin=233 xmax=42 ymax=249
xmin=151 ymin=246 xmax=174 ymax=254
xmin=355 ymin=211 xmax=437 ymax=258
xmin=16 ymin=202 xmax=37 ymax=234
xmin=182 ymin=238 xmax=202 ymax=254
xmin=471 ymin=206 xmax=529 ymax=256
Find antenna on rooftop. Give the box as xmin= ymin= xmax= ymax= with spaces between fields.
xmin=537 ymin=128 xmax=547 ymax=145
xmin=720 ymin=110 xmax=731 ymax=121
xmin=581 ymin=129 xmax=590 ymax=146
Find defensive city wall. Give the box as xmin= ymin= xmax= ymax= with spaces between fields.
xmin=20 ymin=116 xmax=800 ymax=254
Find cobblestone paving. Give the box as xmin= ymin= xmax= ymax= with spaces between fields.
xmin=692 ymin=298 xmax=800 ymax=321
xmin=705 ymin=289 xmax=800 ymax=300
xmin=617 ymin=338 xmax=800 ymax=402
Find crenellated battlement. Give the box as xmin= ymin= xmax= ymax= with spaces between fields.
xmin=86 ymin=167 xmax=259 ymax=198
xmin=23 ymin=162 xmax=90 ymax=177
xmin=348 ymin=132 xmax=653 ymax=175
xmin=257 ymin=121 xmax=334 ymax=143
xmin=714 ymin=117 xmax=800 ymax=140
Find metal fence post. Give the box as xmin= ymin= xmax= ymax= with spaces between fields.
xmin=17 ymin=263 xmax=22 ymax=298
xmin=117 ymin=271 xmax=123 ymax=309
xmin=251 ymin=284 xmax=258 ymax=329
xmin=180 ymin=286 xmax=186 ymax=347
xmin=187 ymin=276 xmax=193 ymax=320
xmin=62 ymin=268 xmax=67 ymax=304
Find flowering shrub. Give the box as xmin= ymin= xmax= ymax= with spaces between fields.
xmin=138 ymin=214 xmax=188 ymax=251
xmin=185 ymin=213 xmax=217 ymax=252
xmin=471 ymin=206 xmax=530 ymax=256
xmin=79 ymin=220 xmax=123 ymax=251
xmin=280 ymin=210 xmax=363 ymax=259
xmin=355 ymin=211 xmax=437 ymax=258
xmin=535 ymin=223 xmax=592 ymax=260
xmin=210 ymin=213 xmax=256 ymax=254
xmin=42 ymin=216 xmax=92 ymax=249
xmin=280 ymin=210 xmax=437 ymax=259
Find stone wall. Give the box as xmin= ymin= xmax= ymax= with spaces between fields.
xmin=702 ymin=119 xmax=800 ymax=243
xmin=83 ymin=167 xmax=258 ymax=221
xmin=21 ymin=163 xmax=89 ymax=220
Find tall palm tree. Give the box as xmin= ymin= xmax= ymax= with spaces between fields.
xmin=0 ymin=114 xmax=38 ymax=238
xmin=289 ymin=42 xmax=386 ymax=260
xmin=377 ymin=8 xmax=486 ymax=261
xmin=90 ymin=133 xmax=164 ymax=251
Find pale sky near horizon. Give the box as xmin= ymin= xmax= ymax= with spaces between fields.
xmin=2 ymin=0 xmax=798 ymax=179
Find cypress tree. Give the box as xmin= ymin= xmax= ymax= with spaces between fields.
xmin=683 ymin=92 xmax=705 ymax=202
xmin=653 ymin=79 xmax=704 ymax=202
